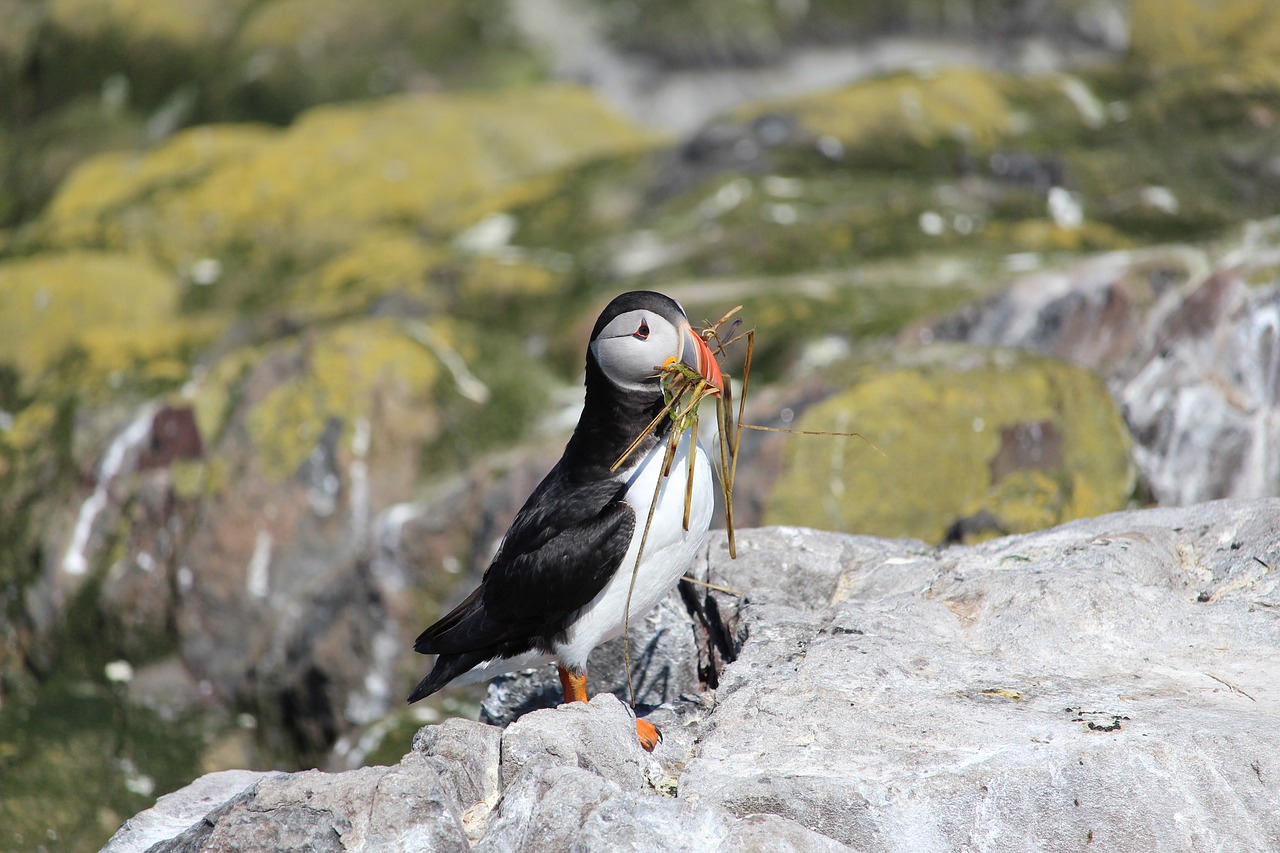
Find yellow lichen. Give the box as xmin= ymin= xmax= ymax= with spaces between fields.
xmin=243 ymin=318 xmax=442 ymax=482
xmin=41 ymin=85 xmax=660 ymax=273
xmin=764 ymin=348 xmax=1135 ymax=543
xmin=172 ymin=86 xmax=659 ymax=239
xmin=188 ymin=348 xmax=259 ymax=448
xmin=244 ymin=381 xmax=328 ymax=482
xmin=45 ymin=125 xmax=277 ymax=246
xmin=0 ymin=251 xmax=182 ymax=380
xmin=170 ymin=460 xmax=214 ymax=499
xmin=289 ymin=229 xmax=452 ymax=319
xmin=740 ymin=67 xmax=1016 ymax=154
xmin=3 ymin=402 xmax=59 ymax=452
xmin=1130 ymin=0 xmax=1280 ymax=70
xmin=47 ymin=0 xmax=247 ymax=47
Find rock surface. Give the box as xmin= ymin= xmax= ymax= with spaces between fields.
xmin=108 ymin=499 xmax=1280 ymax=851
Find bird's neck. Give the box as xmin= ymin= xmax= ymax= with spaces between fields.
xmin=566 ymin=357 xmax=672 ymax=476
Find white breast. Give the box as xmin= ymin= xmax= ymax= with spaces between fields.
xmin=554 ymin=427 xmax=714 ymax=671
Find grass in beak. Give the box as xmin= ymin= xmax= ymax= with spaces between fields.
xmin=616 ymin=304 xmax=878 ymax=708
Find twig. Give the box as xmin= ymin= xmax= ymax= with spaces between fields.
xmin=680 ymin=576 xmax=742 ymax=596
xmin=1206 ymin=672 xmax=1257 ymax=702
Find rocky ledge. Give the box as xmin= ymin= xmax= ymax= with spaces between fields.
xmin=106 ymin=499 xmax=1280 ymax=852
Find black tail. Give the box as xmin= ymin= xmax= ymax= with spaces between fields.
xmin=414 ymin=587 xmax=502 ymax=654
xmin=408 ymin=587 xmax=524 ymax=703
xmin=407 ymin=651 xmax=490 ymax=703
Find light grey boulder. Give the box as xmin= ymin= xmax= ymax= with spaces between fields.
xmin=681 ymin=500 xmax=1280 ymax=851
xmin=144 ymin=756 xmax=469 ymax=853
xmin=475 ymin=764 xmax=624 ymax=853
xmin=411 ymin=716 xmax=504 ymax=839
xmin=100 ymin=770 xmax=275 ymax=853
xmin=498 ymin=693 xmax=650 ymax=790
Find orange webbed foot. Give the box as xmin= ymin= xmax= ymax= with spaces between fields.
xmin=636 ymin=718 xmax=661 ymax=752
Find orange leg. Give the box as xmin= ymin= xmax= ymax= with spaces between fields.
xmin=557 ymin=665 xmax=588 ymax=704
xmin=556 ymin=665 xmax=661 ymax=752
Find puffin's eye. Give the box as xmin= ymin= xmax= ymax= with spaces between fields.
xmin=633 ymin=320 xmax=650 ymax=340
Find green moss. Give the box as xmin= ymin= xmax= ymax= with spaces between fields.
xmin=764 ymin=347 xmax=1135 ymax=543
xmin=0 ymin=627 xmax=206 ymax=853
xmin=417 ymin=332 xmax=557 ymax=475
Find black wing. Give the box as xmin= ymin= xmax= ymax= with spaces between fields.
xmin=413 ymin=466 xmax=635 ymax=657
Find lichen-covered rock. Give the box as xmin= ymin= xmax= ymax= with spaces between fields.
xmin=149 ymin=320 xmax=447 ymax=759
xmin=1129 ymin=0 xmax=1280 ymax=71
xmin=0 ymin=250 xmax=204 ymax=381
xmin=39 ymin=85 xmax=659 ymax=299
xmin=917 ymin=219 xmax=1280 ymax=505
xmin=764 ymin=345 xmax=1136 ymax=543
xmin=738 ymin=67 xmax=1018 ymax=160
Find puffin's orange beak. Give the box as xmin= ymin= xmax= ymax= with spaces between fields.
xmin=680 ymin=325 xmax=725 ymax=396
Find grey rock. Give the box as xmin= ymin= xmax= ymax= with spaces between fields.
xmin=475 ymin=764 xmax=622 ymax=853
xmin=145 ymin=757 xmax=468 ymax=853
xmin=412 ymin=716 xmax=504 ymax=839
xmin=681 ymin=502 xmax=1280 ymax=851
xmin=1118 ymin=271 xmax=1280 ymax=504
xmin=499 ymin=693 xmax=650 ymax=791
xmin=100 ymin=769 xmax=273 ymax=853
xmin=477 ymin=754 xmax=848 ymax=853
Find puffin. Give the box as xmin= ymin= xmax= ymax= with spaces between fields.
xmin=407 ymin=290 xmax=724 ymax=750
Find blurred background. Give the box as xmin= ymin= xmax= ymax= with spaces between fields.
xmin=2 ymin=0 xmax=1278 ymax=849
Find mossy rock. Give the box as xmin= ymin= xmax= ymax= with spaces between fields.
xmin=1129 ymin=0 xmax=1280 ymax=71
xmin=0 ymin=94 xmax=150 ymax=228
xmin=502 ymin=60 xmax=1278 ymax=298
xmin=764 ymin=346 xmax=1136 ymax=543
xmin=280 ymin=227 xmax=569 ymax=327
xmin=197 ymin=317 xmax=445 ymax=484
xmin=38 ymin=85 xmax=658 ymax=309
xmin=0 ymin=250 xmax=219 ymax=384
xmin=738 ymin=67 xmax=1020 ymax=168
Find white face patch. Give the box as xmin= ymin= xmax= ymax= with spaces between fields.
xmin=590 ymin=309 xmax=683 ymax=393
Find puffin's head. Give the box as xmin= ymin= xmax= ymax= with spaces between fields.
xmin=588 ymin=291 xmax=725 ymax=396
